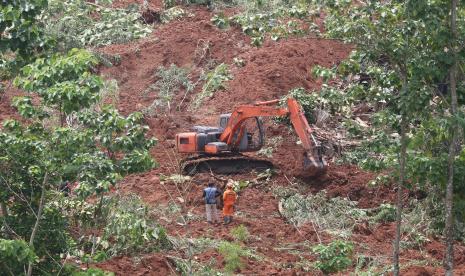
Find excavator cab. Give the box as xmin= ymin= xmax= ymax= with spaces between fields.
xmin=176 ymin=114 xmax=265 ymax=154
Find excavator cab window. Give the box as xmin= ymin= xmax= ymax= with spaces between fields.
xmin=179 ymin=138 xmax=189 ymax=144
xmin=219 ymin=114 xmax=231 ymax=129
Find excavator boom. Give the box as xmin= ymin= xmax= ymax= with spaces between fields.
xmin=176 ymin=97 xmax=326 ymax=176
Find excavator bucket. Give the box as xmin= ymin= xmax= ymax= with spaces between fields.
xmin=302 ymin=149 xmax=327 ymax=177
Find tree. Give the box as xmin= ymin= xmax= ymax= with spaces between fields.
xmin=1 ymin=49 xmax=157 ymax=274
xmin=445 ymin=0 xmax=459 ymax=274
xmin=322 ymin=0 xmax=465 ymax=273
xmin=0 ymin=0 xmax=49 ymax=65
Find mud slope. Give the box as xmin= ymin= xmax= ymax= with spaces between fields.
xmin=209 ymin=37 xmax=351 ymax=112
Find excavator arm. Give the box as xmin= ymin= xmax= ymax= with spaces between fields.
xmin=219 ymin=98 xmax=326 ymax=175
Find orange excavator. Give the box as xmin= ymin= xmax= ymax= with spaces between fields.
xmin=176 ymin=98 xmax=326 ymax=176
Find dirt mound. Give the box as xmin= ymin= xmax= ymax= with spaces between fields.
xmin=99 ymin=6 xmax=250 ymax=116
xmin=426 ymin=240 xmax=465 ymax=266
xmin=207 ymin=37 xmax=351 ymax=113
xmin=402 ymin=265 xmax=465 ymax=276
xmin=94 ymin=253 xmax=174 ymax=275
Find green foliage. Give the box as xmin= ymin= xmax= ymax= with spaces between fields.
xmin=280 ymin=190 xmax=368 ymax=237
xmin=257 ymin=136 xmax=283 ymax=158
xmin=280 ymin=87 xmax=352 ymax=125
xmin=163 ymin=0 xmax=176 ymax=9
xmin=0 ymin=0 xmax=49 ymax=60
xmin=230 ymin=9 xmax=311 ymax=46
xmin=191 ymin=63 xmax=232 ymax=110
xmin=144 ymin=64 xmax=194 ymax=115
xmin=101 ymin=195 xmax=171 ymax=256
xmin=14 ymin=49 xmax=102 ymax=119
xmin=44 ymin=0 xmax=152 ymax=51
xmin=373 ymin=204 xmax=396 ymax=223
xmin=217 ymin=241 xmax=247 ymax=273
xmin=2 ymin=32 xmax=157 ymax=276
xmin=211 ymin=13 xmax=230 ymax=29
xmin=0 ymin=239 xmax=38 ymax=275
xmin=230 ymin=225 xmax=249 ymax=243
xmin=312 ymin=240 xmax=354 ymax=274
xmin=72 ymin=267 xmax=115 ymax=276
xmin=161 ymin=6 xmax=194 ymax=23
xmin=230 ymin=180 xmax=250 ymax=193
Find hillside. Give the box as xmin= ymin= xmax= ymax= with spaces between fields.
xmin=1 ymin=0 xmax=465 ymax=275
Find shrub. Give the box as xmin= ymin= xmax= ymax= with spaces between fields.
xmin=312 ymin=240 xmax=354 ymax=274
xmin=218 ymin=241 xmax=247 ymax=273
xmin=231 ymin=225 xmax=249 ymax=243
xmin=102 ymin=195 xmax=171 ymax=256
xmin=211 ymin=13 xmax=230 ymax=29
xmin=190 ymin=63 xmax=232 ymax=110
xmin=161 ymin=7 xmax=194 ymax=23
xmin=144 ymin=64 xmax=193 ymax=115
xmin=0 ymin=239 xmax=37 ymax=275
xmin=44 ymin=0 xmax=152 ymax=51
xmin=227 ymin=3 xmax=315 ymax=46
xmin=373 ymin=203 xmax=396 ymax=223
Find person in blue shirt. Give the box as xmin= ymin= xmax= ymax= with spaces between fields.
xmin=203 ymin=182 xmax=221 ymax=224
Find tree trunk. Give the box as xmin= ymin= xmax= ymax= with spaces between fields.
xmin=444 ymin=0 xmax=458 ymax=274
xmin=27 ymin=172 xmax=49 ymax=276
xmin=1 ymin=201 xmax=8 ymax=217
xmin=393 ymin=115 xmax=408 ymax=276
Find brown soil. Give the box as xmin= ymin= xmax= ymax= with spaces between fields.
xmin=0 ymin=84 xmax=23 ymax=123
xmin=94 ymin=253 xmax=175 ymax=275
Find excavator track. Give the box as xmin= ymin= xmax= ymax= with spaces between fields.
xmin=181 ymin=154 xmax=274 ymax=175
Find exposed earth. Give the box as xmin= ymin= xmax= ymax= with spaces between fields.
xmin=2 ymin=1 xmax=465 ymax=275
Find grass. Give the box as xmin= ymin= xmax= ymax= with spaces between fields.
xmin=231 ymin=224 xmax=250 ymax=243
xmin=218 ymin=241 xmax=247 ymax=273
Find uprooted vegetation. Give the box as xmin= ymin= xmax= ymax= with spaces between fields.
xmin=143 ymin=64 xmax=194 ymax=115
xmin=190 ymin=63 xmax=232 ymax=110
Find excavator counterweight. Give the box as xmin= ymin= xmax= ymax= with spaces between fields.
xmin=176 ymin=98 xmax=326 ymax=176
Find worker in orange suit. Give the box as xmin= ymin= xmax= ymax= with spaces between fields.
xmin=223 ymin=182 xmax=237 ymax=225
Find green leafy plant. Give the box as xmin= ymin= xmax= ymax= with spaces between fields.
xmin=0 ymin=0 xmax=49 ymax=62
xmin=280 ymin=191 xmax=368 ymax=237
xmin=218 ymin=241 xmax=247 ymax=273
xmin=44 ymin=0 xmax=152 ymax=50
xmin=1 ymin=43 xmax=157 ymax=275
xmin=373 ymin=204 xmax=396 ymax=223
xmin=231 ymin=225 xmax=249 ymax=243
xmin=102 ymin=195 xmax=170 ymax=256
xmin=144 ymin=64 xmax=194 ymax=115
xmin=0 ymin=239 xmax=38 ymax=275
xmin=191 ymin=63 xmax=232 ymax=110
xmin=72 ymin=267 xmax=115 ymax=276
xmin=257 ymin=136 xmax=283 ymax=158
xmin=161 ymin=6 xmax=194 ymax=23
xmin=163 ymin=0 xmax=176 ymax=9
xmin=312 ymin=240 xmax=354 ymax=274
xmin=227 ymin=2 xmax=316 ymax=46
xmin=231 ymin=180 xmax=250 ymax=193
xmin=14 ymin=49 xmax=102 ymax=124
xmin=211 ymin=13 xmax=230 ymax=29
